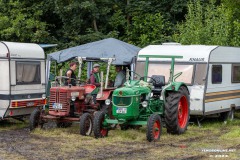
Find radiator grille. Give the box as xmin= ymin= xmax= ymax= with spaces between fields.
xmin=49 ymin=90 xmax=68 ymax=112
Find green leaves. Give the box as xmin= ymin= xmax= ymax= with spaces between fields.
xmin=173 ymin=0 xmax=240 ymax=46
xmin=0 ymin=0 xmax=239 ymax=49
xmin=127 ymin=13 xmax=170 ymax=47
xmin=0 ymin=1 xmax=49 ymax=42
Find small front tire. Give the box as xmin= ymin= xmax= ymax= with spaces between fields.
xmin=93 ymin=111 xmax=108 ymax=138
xmin=80 ymin=113 xmax=93 ymax=136
xmin=146 ymin=114 xmax=162 ymax=142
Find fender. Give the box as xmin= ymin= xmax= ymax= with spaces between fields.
xmin=97 ymin=89 xmax=114 ymax=100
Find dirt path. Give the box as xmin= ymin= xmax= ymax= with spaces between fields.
xmin=0 ymin=117 xmax=239 ymax=160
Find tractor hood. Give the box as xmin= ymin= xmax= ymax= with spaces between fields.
xmin=113 ymin=81 xmax=151 ymax=97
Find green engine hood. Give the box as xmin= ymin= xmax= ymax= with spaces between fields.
xmin=113 ymin=80 xmax=151 ymax=96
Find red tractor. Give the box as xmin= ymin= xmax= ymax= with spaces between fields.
xmin=29 ymin=57 xmax=115 ymax=136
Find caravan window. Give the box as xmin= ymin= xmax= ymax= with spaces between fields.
xmin=16 ymin=61 xmax=41 ymax=85
xmin=212 ymin=65 xmax=222 ymax=84
xmin=194 ymin=64 xmax=207 ymax=85
xmin=135 ymin=62 xmax=194 ymax=84
xmin=232 ymin=64 xmax=240 ymax=83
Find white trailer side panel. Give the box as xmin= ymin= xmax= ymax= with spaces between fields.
xmin=205 ymin=47 xmax=240 ymax=114
xmin=0 ymin=60 xmax=9 ymax=91
xmin=209 ymin=47 xmax=240 ymax=63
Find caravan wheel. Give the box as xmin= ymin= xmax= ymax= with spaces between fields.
xmin=220 ymin=108 xmax=235 ymax=121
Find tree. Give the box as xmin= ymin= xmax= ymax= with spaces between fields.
xmin=0 ymin=0 xmax=50 ymax=43
xmin=126 ymin=13 xmax=170 ymax=47
xmin=173 ymin=0 xmax=240 ymax=46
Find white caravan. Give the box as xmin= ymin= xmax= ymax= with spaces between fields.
xmin=137 ymin=44 xmax=240 ymax=119
xmin=0 ymin=42 xmax=46 ymax=120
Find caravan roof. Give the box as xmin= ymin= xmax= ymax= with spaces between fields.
xmin=0 ymin=41 xmax=44 ymax=59
xmin=138 ymin=45 xmax=218 ymax=63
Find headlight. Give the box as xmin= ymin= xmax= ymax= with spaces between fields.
xmin=71 ymin=92 xmax=79 ymax=97
xmin=42 ymin=94 xmax=46 ymax=99
xmin=71 ymin=96 xmax=76 ymax=101
xmin=142 ymin=101 xmax=148 ymax=107
xmin=105 ymin=99 xmax=111 ymax=105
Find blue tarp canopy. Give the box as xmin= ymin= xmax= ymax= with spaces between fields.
xmin=47 ymin=38 xmax=141 ymax=65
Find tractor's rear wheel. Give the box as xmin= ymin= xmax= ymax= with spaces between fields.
xmin=165 ymin=86 xmax=190 ymax=134
xmin=147 ymin=114 xmax=162 ymax=142
xmin=93 ymin=111 xmax=108 ymax=138
xmin=80 ymin=113 xmax=93 ymax=136
xmin=29 ymin=108 xmax=43 ymax=131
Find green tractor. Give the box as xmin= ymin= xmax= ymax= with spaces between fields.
xmin=93 ymin=55 xmax=190 ymax=142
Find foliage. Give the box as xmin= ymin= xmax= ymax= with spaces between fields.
xmin=173 ymin=0 xmax=240 ymax=46
xmin=0 ymin=0 xmax=51 ymax=43
xmin=0 ymin=0 xmax=239 ymax=53
xmin=126 ymin=13 xmax=171 ymax=47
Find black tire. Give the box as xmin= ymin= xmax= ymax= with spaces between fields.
xmin=146 ymin=114 xmax=162 ymax=142
xmin=93 ymin=111 xmax=108 ymax=138
xmin=100 ymin=103 xmax=116 ymax=130
xmin=100 ymin=104 xmax=108 ymax=114
xmin=56 ymin=122 xmax=73 ymax=128
xmin=165 ymin=86 xmax=190 ymax=134
xmin=29 ymin=108 xmax=42 ymax=131
xmin=80 ymin=113 xmax=93 ymax=136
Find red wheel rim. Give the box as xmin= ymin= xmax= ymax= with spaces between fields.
xmin=153 ymin=120 xmax=160 ymax=140
xmin=178 ymin=96 xmax=188 ymax=128
xmin=101 ymin=128 xmax=107 ymax=136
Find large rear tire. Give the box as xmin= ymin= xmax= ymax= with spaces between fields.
xmin=80 ymin=113 xmax=93 ymax=136
xmin=29 ymin=108 xmax=42 ymax=131
xmin=146 ymin=114 xmax=162 ymax=142
xmin=165 ymin=86 xmax=190 ymax=134
xmin=93 ymin=111 xmax=108 ymax=138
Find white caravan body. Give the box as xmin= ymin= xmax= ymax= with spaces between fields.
xmin=137 ymin=44 xmax=240 ymax=116
xmin=0 ymin=42 xmax=46 ymax=119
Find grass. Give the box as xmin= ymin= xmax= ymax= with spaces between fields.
xmin=0 ymin=112 xmax=240 ymax=160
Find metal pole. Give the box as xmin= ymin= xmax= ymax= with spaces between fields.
xmin=59 ymin=68 xmax=63 ymax=86
xmin=105 ymin=58 xmax=113 ymax=89
xmin=169 ymin=58 xmax=175 ymax=83
xmin=99 ymin=71 xmax=104 ymax=98
xmin=77 ymin=57 xmax=83 ymax=80
xmin=144 ymin=57 xmax=149 ymax=82
xmin=87 ymin=62 xmax=92 ymax=78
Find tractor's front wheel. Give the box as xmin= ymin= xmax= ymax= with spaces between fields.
xmin=93 ymin=111 xmax=108 ymax=138
xmin=165 ymin=86 xmax=190 ymax=134
xmin=147 ymin=114 xmax=162 ymax=142
xmin=80 ymin=113 xmax=93 ymax=136
xmin=29 ymin=108 xmax=43 ymax=131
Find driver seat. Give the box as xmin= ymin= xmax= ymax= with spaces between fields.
xmin=149 ymin=75 xmax=165 ymax=94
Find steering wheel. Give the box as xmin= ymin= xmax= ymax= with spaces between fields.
xmin=139 ymin=76 xmax=157 ymax=85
